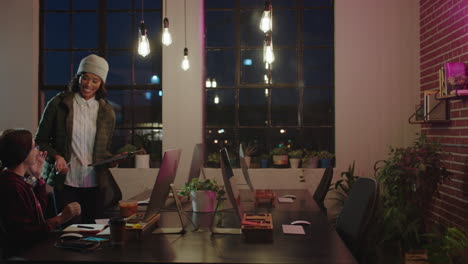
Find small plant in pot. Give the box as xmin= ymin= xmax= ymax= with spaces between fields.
xmin=288 ymin=149 xmax=303 ymax=168
xmin=242 ymin=142 xmax=258 ymax=168
xmin=302 ymin=150 xmax=319 ymax=168
xmin=259 ymin=154 xmax=269 ymax=168
xmin=179 ymin=178 xmax=225 ymax=212
xmin=317 ymin=151 xmax=334 ymax=168
xmin=270 ymin=145 xmax=289 ymax=168
xmin=207 ymin=152 xmax=220 ymax=168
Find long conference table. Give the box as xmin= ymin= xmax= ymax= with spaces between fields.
xmin=7 ymin=190 xmax=357 ymax=264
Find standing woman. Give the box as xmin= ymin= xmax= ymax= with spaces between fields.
xmin=0 ymin=129 xmax=81 ymax=257
xmin=35 ymin=54 xmax=122 ymax=223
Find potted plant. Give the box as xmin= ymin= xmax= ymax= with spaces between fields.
xmin=302 ymin=150 xmax=319 ymax=168
xmin=317 ymin=151 xmax=334 ymax=168
xmin=270 ymin=146 xmax=289 ymax=168
xmin=179 ymin=178 xmax=225 ymax=212
xmin=133 ymin=132 xmax=162 ymax=168
xmin=374 ymin=133 xmax=451 ymax=261
xmin=288 ymin=149 xmax=303 ymax=168
xmin=423 ymin=227 xmax=468 ymax=264
xmin=207 ymin=152 xmax=220 ymax=168
xmin=259 ymin=154 xmax=269 ymax=168
xmin=242 ymin=142 xmax=258 ymax=168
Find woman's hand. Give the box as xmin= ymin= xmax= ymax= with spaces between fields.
xmin=54 ymin=155 xmax=69 ymax=175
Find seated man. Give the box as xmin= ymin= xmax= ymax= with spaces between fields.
xmin=0 ymin=129 xmax=81 ymax=258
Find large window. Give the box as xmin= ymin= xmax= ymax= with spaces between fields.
xmin=205 ymin=0 xmax=335 ymax=164
xmin=40 ymin=0 xmax=163 ymax=166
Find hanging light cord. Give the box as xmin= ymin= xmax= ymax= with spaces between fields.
xmin=165 ymin=0 xmax=168 ymax=17
xmin=184 ymin=0 xmax=187 ymax=47
xmin=142 ymin=0 xmax=144 ymax=21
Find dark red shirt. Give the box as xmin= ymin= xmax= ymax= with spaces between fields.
xmin=0 ymin=170 xmax=50 ymax=255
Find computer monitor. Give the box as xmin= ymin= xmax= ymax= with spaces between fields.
xmin=187 ymin=143 xmax=205 ymax=184
xmin=219 ymin=148 xmax=244 ymax=223
xmin=145 ymin=148 xmax=182 ymax=221
xmin=239 ymin=144 xmax=255 ymax=192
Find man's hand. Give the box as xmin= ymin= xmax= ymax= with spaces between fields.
xmin=59 ymin=202 xmax=81 ymax=224
xmin=28 ymin=151 xmax=47 ymax=178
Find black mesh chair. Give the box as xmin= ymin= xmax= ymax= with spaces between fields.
xmin=312 ymin=167 xmax=334 ymax=212
xmin=335 ymin=177 xmax=379 ymax=258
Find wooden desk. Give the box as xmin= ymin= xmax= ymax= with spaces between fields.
xmin=7 ymin=190 xmax=357 ymax=264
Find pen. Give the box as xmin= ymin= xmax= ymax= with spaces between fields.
xmin=77 ymin=225 xmax=95 ymax=229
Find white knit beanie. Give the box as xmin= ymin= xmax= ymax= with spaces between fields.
xmin=77 ymin=54 xmax=109 ymax=83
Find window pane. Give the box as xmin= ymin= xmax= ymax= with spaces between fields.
xmin=206 ymin=0 xmax=235 ymax=8
xmin=142 ymin=11 xmax=162 ymax=45
xmin=107 ymin=90 xmax=132 ymax=128
xmin=44 ymin=0 xmax=70 ymax=10
xmin=106 ymin=52 xmax=132 ymax=85
xmin=206 ymin=89 xmax=236 ymax=126
xmin=304 ymin=0 xmax=334 ymax=7
xmin=239 ymin=128 xmax=268 ymax=156
xmin=133 ymin=90 xmax=162 ymax=126
xmin=240 ymin=10 xmax=263 ymax=47
xmin=268 ymin=128 xmax=300 ymax=149
xmin=303 ymin=9 xmax=334 ymax=46
xmin=239 ymin=89 xmax=268 ymax=126
xmin=303 ymin=88 xmax=334 ymax=125
xmin=107 ymin=12 xmax=133 ymax=49
xmin=241 ymin=49 xmax=264 ymax=84
xmin=73 ymin=0 xmax=98 ymax=10
xmin=303 ymin=48 xmax=333 ymax=86
xmin=273 ymin=9 xmax=297 ymax=46
xmin=45 ymin=13 xmax=70 ymax=49
xmin=239 ymin=0 xmax=296 ymax=7
xmin=72 ymin=13 xmax=98 ymax=49
xmin=112 ymin=129 xmax=133 ymax=153
xmin=206 ymin=11 xmax=235 ymax=47
xmin=135 ymin=53 xmax=161 ymax=85
xmin=206 ymin=128 xmax=236 ymax=162
xmin=206 ymin=50 xmax=235 ymax=87
xmin=272 ymin=49 xmax=297 ymax=84
xmin=271 ymin=88 xmax=299 ymax=126
xmin=302 ymin=127 xmax=334 ymax=153
xmin=135 ymin=0 xmax=162 ymax=9
xmin=107 ymin=0 xmax=132 ymax=10
xmin=45 ymin=51 xmax=70 ymax=85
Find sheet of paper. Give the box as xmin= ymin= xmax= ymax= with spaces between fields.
xmin=96 ymin=227 xmax=110 ymax=235
xmin=95 ymin=219 xmax=109 ymax=225
xmin=282 ymin=224 xmax=305 ymax=235
xmin=278 ymin=197 xmax=294 ymax=203
xmin=62 ymin=224 xmax=107 ymax=233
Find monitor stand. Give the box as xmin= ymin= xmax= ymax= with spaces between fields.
xmin=153 ymin=184 xmax=198 ymax=234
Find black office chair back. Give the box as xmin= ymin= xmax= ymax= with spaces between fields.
xmin=312 ymin=167 xmax=334 ymax=211
xmin=335 ymin=177 xmax=379 ymax=257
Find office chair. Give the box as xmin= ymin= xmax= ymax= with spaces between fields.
xmin=335 ymin=177 xmax=379 ymax=258
xmin=312 ymin=167 xmax=334 ymax=213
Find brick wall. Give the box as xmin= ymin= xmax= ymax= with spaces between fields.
xmin=420 ymin=0 xmax=467 ymax=230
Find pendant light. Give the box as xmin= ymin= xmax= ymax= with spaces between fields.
xmin=162 ymin=0 xmax=172 ymax=46
xmin=181 ymin=0 xmax=190 ymax=71
xmin=259 ymin=0 xmax=272 ymax=33
xmin=138 ymin=0 xmax=150 ymax=57
xmin=263 ymin=33 xmax=275 ymax=64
